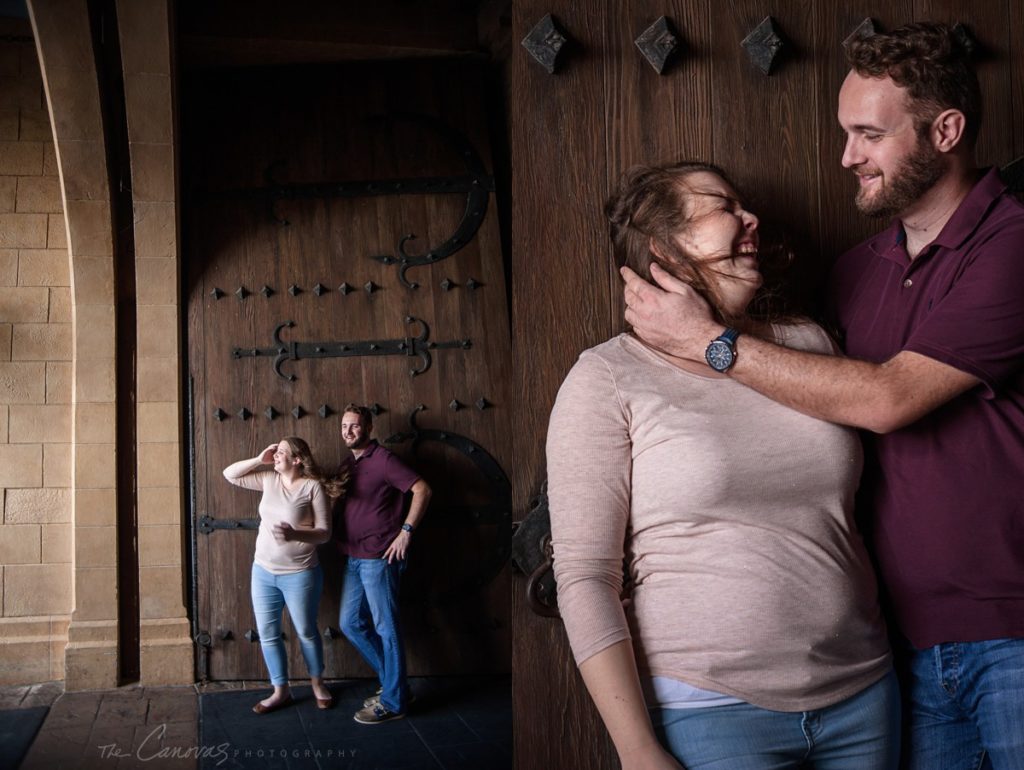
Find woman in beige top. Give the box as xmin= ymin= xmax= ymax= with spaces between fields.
xmin=223 ymin=437 xmax=344 ymax=714
xmin=547 ymin=162 xmax=897 ymax=769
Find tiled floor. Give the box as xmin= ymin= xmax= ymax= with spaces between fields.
xmin=2 ymin=677 xmax=510 ymax=770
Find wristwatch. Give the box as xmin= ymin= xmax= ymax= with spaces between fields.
xmin=401 ymin=523 xmax=414 ymax=534
xmin=704 ymin=328 xmax=740 ymax=372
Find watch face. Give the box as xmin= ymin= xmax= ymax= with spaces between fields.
xmin=705 ymin=340 xmax=735 ymax=372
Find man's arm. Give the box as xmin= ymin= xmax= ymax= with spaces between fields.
xmin=382 ymin=478 xmax=431 ymax=563
xmin=622 ymin=264 xmax=979 ymax=433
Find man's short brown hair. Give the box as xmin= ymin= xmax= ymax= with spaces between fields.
xmin=342 ymin=403 xmax=373 ymax=428
xmin=846 ymin=22 xmax=982 ymax=146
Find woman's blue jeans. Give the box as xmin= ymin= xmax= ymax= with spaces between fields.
xmin=651 ymin=669 xmax=901 ymax=769
xmin=904 ymin=637 xmax=1024 ymax=770
xmin=339 ymin=557 xmax=408 ymax=713
xmin=250 ymin=562 xmax=324 ymax=686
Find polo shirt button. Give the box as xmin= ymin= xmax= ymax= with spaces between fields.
xmin=903 ymin=278 xmax=913 ymax=288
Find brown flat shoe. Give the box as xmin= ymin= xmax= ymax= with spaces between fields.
xmin=252 ymin=694 xmax=293 ymax=715
xmin=316 ymin=695 xmax=334 ymax=710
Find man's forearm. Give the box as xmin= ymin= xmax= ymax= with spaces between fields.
xmin=404 ymin=480 xmax=431 ymax=529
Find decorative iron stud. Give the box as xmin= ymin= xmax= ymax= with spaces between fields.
xmin=522 ymin=13 xmax=570 ymax=74
xmin=741 ymin=16 xmax=786 ymax=75
xmin=323 ymin=626 xmax=338 ymax=640
xmin=370 ymin=403 xmax=383 ymax=416
xmin=264 ymin=406 xmax=278 ymax=420
xmin=339 ymin=282 xmax=353 ymax=295
xmin=466 ymin=278 xmax=482 ymax=290
xmin=843 ymin=18 xmax=877 ymax=49
xmin=244 ymin=629 xmax=259 ymax=642
xmin=440 ymin=278 xmax=455 ymax=291
xmin=218 ymin=629 xmax=233 ymax=641
xmin=292 ymin=406 xmax=304 ymax=419
xmin=210 ymin=288 xmax=224 ymax=300
xmin=952 ymin=23 xmax=979 ymax=57
xmin=476 ymin=397 xmax=491 ymax=411
xmin=449 ymin=399 xmax=462 ymax=411
xmin=364 ymin=281 xmax=378 ymax=294
xmin=318 ymin=404 xmax=332 ymax=418
xmin=635 ymin=16 xmax=681 ymax=74
xmin=213 ymin=408 xmax=226 ymax=421
xmin=237 ymin=407 xmax=251 ymax=421
xmin=260 ymin=285 xmax=274 ymax=298
xmin=288 ymin=284 xmax=301 ymax=296
xmin=235 ymin=286 xmax=249 ymax=300
xmin=313 ymin=283 xmax=327 ymax=296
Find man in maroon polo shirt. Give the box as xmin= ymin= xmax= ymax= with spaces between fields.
xmin=336 ymin=403 xmax=431 ymax=724
xmin=620 ymin=23 xmax=1024 ymax=769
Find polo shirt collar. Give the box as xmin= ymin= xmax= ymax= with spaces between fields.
xmin=353 ymin=439 xmax=380 ymax=462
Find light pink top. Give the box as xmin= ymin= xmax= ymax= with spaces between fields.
xmin=224 ymin=470 xmax=331 ymax=575
xmin=547 ymin=325 xmax=891 ymax=711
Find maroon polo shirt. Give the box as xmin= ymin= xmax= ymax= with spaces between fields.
xmin=828 ymin=167 xmax=1024 ymax=649
xmin=336 ymin=440 xmax=420 ymax=559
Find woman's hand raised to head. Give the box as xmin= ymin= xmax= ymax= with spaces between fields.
xmin=259 ymin=444 xmax=278 ymax=464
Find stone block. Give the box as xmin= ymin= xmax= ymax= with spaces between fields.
xmin=0 ymin=109 xmax=16 ymax=140
xmin=15 ymin=176 xmax=62 ymax=213
xmin=0 ymin=213 xmax=47 ymax=248
xmin=0 ymin=361 xmax=45 ymax=403
xmin=56 ymin=139 xmax=107 ymax=201
xmin=0 ymin=176 xmax=15 ymax=212
xmin=12 ymin=323 xmax=71 ymax=360
xmin=139 ymin=524 xmax=181 ymax=567
xmin=48 ymin=287 xmax=70 ymax=322
xmin=74 ymin=357 xmax=115 ymax=402
xmin=140 ymin=566 xmax=185 ymax=620
xmin=140 ymin=641 xmax=194 ymax=686
xmin=65 ymin=199 xmax=112 ymax=257
xmin=75 ymin=402 xmax=115 ymax=444
xmin=124 ymin=73 xmax=171 ymax=143
xmin=45 ymin=361 xmax=70 ymax=403
xmin=43 ymin=141 xmax=57 ymax=176
xmin=116 ymin=0 xmax=171 ymax=75
xmin=75 ymin=525 xmax=115 ymax=567
xmin=0 ymin=248 xmax=16 ymax=284
xmin=0 ymin=323 xmax=9 ymax=360
xmin=64 ymin=640 xmax=118 ymax=690
xmin=0 ymin=638 xmax=51 ymax=686
xmin=46 ymin=213 xmax=67 ymax=249
xmin=72 ymin=305 xmax=114 ymax=358
xmin=133 ymin=201 xmax=175 ymax=258
xmin=18 ymin=109 xmax=51 ymax=142
xmin=0 ymin=140 xmax=43 ymax=175
xmin=138 ymin=442 xmax=179 ymax=488
xmin=72 ymin=566 xmax=116 ymax=621
xmin=135 ymin=257 xmax=177 ymax=304
xmin=8 ymin=404 xmax=70 ymax=443
xmin=0 ymin=444 xmax=41 ymax=486
xmin=137 ymin=305 xmax=177 ymax=358
xmin=137 ymin=356 xmax=177 ymax=401
xmin=138 ymin=486 xmax=180 ymax=526
xmin=4 ymin=488 xmax=71 ymax=523
xmin=41 ymin=64 xmax=103 ymax=142
xmin=137 ymin=401 xmax=178 ymax=443
xmin=41 ymin=522 xmax=70 ymax=562
xmin=0 ymin=286 xmax=47 ymax=321
xmin=17 ymin=248 xmax=69 ymax=286
xmin=70 ymin=256 xmax=113 ymax=304
xmin=0 ymin=404 xmax=7 ymax=441
xmin=43 ymin=443 xmax=70 ymax=488
xmin=130 ymin=142 xmax=174 ymax=202
xmin=73 ymin=443 xmax=114 ymax=488
xmin=4 ymin=563 xmax=69 ymax=615
xmin=74 ymin=487 xmax=115 ymax=526
xmin=0 ymin=523 xmax=41 ymax=563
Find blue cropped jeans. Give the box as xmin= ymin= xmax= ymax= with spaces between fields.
xmin=250 ymin=562 xmax=324 ymax=686
xmin=339 ymin=557 xmax=409 ymax=713
xmin=904 ymin=637 xmax=1024 ymax=770
xmin=651 ymin=669 xmax=901 ymax=770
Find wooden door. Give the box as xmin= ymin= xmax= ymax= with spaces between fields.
xmin=184 ymin=59 xmax=512 ymax=681
xmin=511 ymin=2 xmax=1020 ymax=767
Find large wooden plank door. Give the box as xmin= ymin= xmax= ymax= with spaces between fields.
xmin=184 ymin=59 xmax=511 ymax=681
xmin=511 ymin=3 xmax=1017 ymax=768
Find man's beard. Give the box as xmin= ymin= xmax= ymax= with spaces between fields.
xmin=855 ymin=139 xmax=945 ymax=219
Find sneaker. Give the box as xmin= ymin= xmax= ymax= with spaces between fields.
xmin=353 ymin=702 xmax=405 ymax=724
xmin=362 ymin=691 xmax=417 ymax=709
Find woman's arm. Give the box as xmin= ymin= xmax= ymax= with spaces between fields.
xmin=579 ymin=641 xmax=682 ymax=770
xmin=272 ymin=481 xmax=332 ymax=545
xmin=223 ymin=445 xmax=276 ymax=489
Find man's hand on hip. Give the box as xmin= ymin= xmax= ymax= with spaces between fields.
xmin=383 ymin=530 xmax=411 ymax=564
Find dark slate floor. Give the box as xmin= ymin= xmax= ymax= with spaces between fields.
xmin=200 ymin=676 xmax=511 ymax=770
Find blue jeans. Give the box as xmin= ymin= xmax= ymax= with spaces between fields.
xmin=250 ymin=562 xmax=324 ymax=686
xmin=904 ymin=637 xmax=1024 ymax=770
xmin=339 ymin=557 xmax=408 ymax=712
xmin=651 ymin=670 xmax=900 ymax=770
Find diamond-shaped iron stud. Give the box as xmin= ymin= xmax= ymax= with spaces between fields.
xmin=476 ymin=397 xmax=490 ymax=411
xmin=466 ymin=278 xmax=482 ymax=290
xmin=260 ymin=285 xmax=274 ymax=298
xmin=237 ymin=407 xmax=251 ymax=421
xmin=449 ymin=399 xmax=462 ymax=411
xmin=292 ymin=406 xmax=304 ymax=419
xmin=235 ymin=286 xmax=249 ymax=300
xmin=264 ymin=406 xmax=278 ymax=421
xmin=522 ymin=13 xmax=570 ymax=74
xmin=440 ymin=278 xmax=455 ymax=291
xmin=635 ymin=16 xmax=681 ymax=74
xmin=313 ymin=283 xmax=327 ymax=296
xmin=364 ymin=281 xmax=378 ymax=294
xmin=951 ymin=23 xmax=979 ymax=57
xmin=213 ymin=408 xmax=226 ymax=421
xmin=210 ymin=288 xmax=224 ymax=300
xmin=339 ymin=282 xmax=353 ymax=295
xmin=741 ymin=16 xmax=786 ymax=75
xmin=318 ymin=404 xmax=332 ymax=418
xmin=369 ymin=403 xmax=383 ymax=416
xmin=288 ymin=284 xmax=301 ymax=296
xmin=843 ymin=18 xmax=877 ymax=49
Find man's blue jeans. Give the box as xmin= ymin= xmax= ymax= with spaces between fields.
xmin=339 ymin=557 xmax=408 ymax=712
xmin=250 ymin=562 xmax=324 ymax=686
xmin=905 ymin=637 xmax=1024 ymax=770
xmin=650 ymin=669 xmax=900 ymax=769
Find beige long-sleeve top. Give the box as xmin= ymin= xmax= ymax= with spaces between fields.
xmin=223 ymin=470 xmax=330 ymax=575
xmin=547 ymin=326 xmax=891 ymax=712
